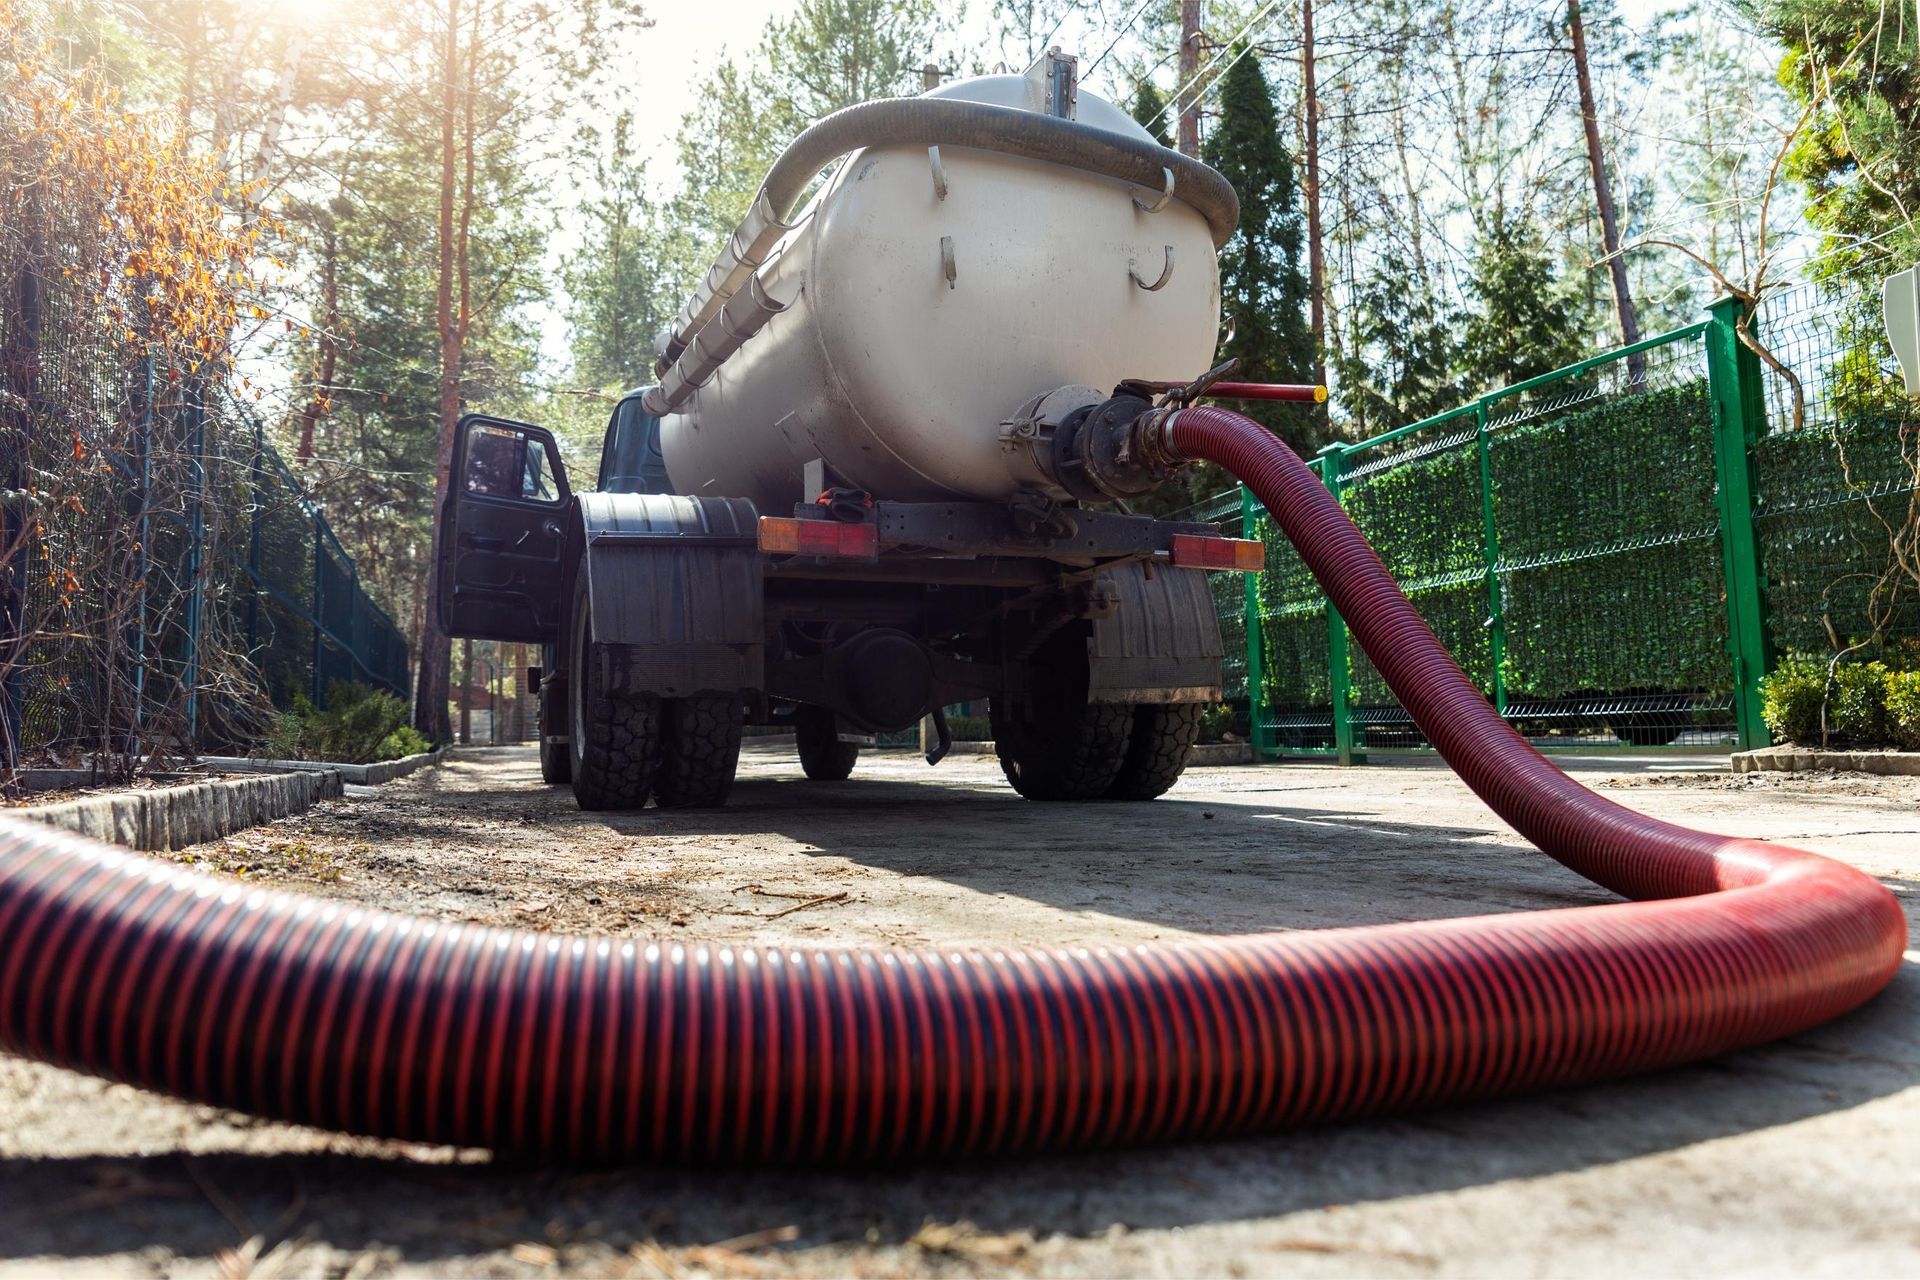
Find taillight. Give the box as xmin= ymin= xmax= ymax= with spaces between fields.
xmin=1169 ymin=533 xmax=1265 ymax=572
xmin=758 ymin=516 xmax=879 ymax=560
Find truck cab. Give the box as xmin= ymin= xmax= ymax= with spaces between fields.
xmin=436 ymin=389 xmax=1258 ymax=812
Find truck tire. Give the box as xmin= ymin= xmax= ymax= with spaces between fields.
xmin=538 ymin=675 xmax=571 ymax=785
xmin=1105 ymin=703 xmax=1203 ymax=800
xmin=795 ymin=706 xmax=858 ymax=780
xmin=568 ymin=576 xmax=660 ymax=811
xmin=655 ymin=696 xmax=744 ymax=808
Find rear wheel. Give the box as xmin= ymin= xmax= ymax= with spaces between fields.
xmin=568 ymin=574 xmax=660 ymax=811
xmin=796 ymin=706 xmax=858 ymax=781
xmin=992 ymin=630 xmax=1132 ymax=801
xmin=1105 ymin=703 xmax=1202 ymax=800
xmin=655 ymin=695 xmax=743 ymax=808
xmin=538 ymin=675 xmax=571 ymax=785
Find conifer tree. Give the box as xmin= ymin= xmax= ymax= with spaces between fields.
xmin=1200 ymin=49 xmax=1318 ymax=451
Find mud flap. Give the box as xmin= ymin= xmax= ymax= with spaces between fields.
xmin=1086 ymin=561 xmax=1223 ymax=703
xmin=572 ymin=493 xmax=765 ymax=697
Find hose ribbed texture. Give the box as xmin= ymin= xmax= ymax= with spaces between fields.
xmin=0 ymin=408 xmax=1902 ymax=1162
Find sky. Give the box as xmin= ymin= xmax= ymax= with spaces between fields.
xmin=608 ymin=0 xmax=1676 ymax=178
xmin=536 ymin=0 xmax=1726 ymax=372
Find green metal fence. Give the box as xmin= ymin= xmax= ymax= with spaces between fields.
xmin=1237 ymin=271 xmax=1918 ymax=760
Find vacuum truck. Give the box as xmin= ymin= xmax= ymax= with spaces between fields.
xmin=436 ymin=51 xmax=1308 ymax=810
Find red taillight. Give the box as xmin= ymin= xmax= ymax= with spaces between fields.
xmin=1169 ymin=533 xmax=1265 ymax=572
xmin=758 ymin=516 xmax=879 ymax=560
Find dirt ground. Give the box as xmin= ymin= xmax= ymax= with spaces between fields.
xmin=3 ymin=744 xmax=1917 ymax=1278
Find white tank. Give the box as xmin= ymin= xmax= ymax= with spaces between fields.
xmin=657 ymin=69 xmax=1222 ymax=514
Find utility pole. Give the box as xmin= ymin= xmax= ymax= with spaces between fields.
xmin=1302 ymin=0 xmax=1326 ymax=385
xmin=1176 ymin=0 xmax=1203 ymax=157
xmin=1568 ymin=0 xmax=1643 ymax=381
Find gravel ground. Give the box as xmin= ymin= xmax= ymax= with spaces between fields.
xmin=2 ymin=744 xmax=1916 ymax=1278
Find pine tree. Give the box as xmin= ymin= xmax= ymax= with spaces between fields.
xmin=565 ymin=112 xmax=687 ymax=393
xmin=1461 ymin=222 xmax=1588 ymax=392
xmin=1764 ymin=0 xmax=1919 ymax=275
xmin=1130 ymin=79 xmax=1173 ymax=149
xmin=1335 ymin=247 xmax=1464 ymax=436
xmin=1200 ymin=48 xmax=1318 ymax=451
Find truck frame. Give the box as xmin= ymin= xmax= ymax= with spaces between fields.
xmin=435 ymin=390 xmax=1259 ymax=810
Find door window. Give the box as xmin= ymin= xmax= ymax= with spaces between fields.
xmin=465 ymin=425 xmax=563 ymax=504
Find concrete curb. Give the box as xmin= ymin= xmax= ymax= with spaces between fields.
xmin=1732 ymin=746 xmax=1920 ymax=776
xmin=199 ymin=747 xmax=447 ymax=786
xmin=15 ymin=769 xmax=343 ymax=852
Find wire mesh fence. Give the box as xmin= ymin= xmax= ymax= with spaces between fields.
xmin=1233 ymin=268 xmax=1917 ymax=759
xmin=1 ymin=25 xmax=408 ymax=776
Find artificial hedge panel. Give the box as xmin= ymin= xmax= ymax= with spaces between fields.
xmin=1254 ymin=380 xmax=1730 ymax=713
xmin=1251 ymin=512 xmax=1332 ymax=711
xmin=1754 ymin=416 xmax=1920 ymax=667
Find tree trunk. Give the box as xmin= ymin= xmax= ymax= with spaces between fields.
xmin=1176 ymin=0 xmax=1202 ymax=158
xmin=413 ymin=0 xmax=461 ymax=742
xmin=250 ymin=28 xmax=309 ymax=189
xmin=1568 ymin=0 xmax=1643 ymax=381
xmin=1302 ymin=0 xmax=1326 ymax=387
xmin=295 ymin=223 xmax=338 ymax=462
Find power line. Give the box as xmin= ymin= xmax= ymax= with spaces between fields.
xmin=1084 ymin=0 xmax=1160 ymax=79
xmin=1145 ymin=0 xmax=1287 ymax=134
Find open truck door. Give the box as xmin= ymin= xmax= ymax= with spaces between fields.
xmin=436 ymin=414 xmax=571 ymax=643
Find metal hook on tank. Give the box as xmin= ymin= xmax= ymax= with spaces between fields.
xmin=940 ymin=235 xmax=957 ymax=289
xmin=1130 ymin=245 xmax=1174 ymax=292
xmin=927 ymin=146 xmax=948 ymax=200
xmin=1132 ymin=165 xmax=1175 ymax=214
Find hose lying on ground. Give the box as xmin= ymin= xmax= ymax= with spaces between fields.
xmin=0 ymin=405 xmax=1903 ymax=1161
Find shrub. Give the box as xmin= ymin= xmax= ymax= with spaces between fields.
xmin=261 ymin=684 xmax=424 ymax=763
xmin=1196 ymin=702 xmax=1242 ymax=743
xmin=946 ymin=714 xmax=992 ymax=742
xmin=1831 ymin=661 xmax=1892 ymax=746
xmin=1883 ymin=670 xmax=1920 ymax=750
xmin=1759 ymin=659 xmax=1828 ymax=745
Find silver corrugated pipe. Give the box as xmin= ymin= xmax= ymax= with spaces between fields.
xmin=644 ymin=273 xmax=788 ymax=416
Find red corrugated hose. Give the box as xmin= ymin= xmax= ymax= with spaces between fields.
xmin=0 ymin=405 xmax=1902 ymax=1161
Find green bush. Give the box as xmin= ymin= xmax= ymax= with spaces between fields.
xmin=946 ymin=714 xmax=991 ymax=742
xmin=262 ymin=683 xmax=426 ymax=763
xmin=1886 ymin=671 xmax=1920 ymax=750
xmin=1196 ymin=702 xmax=1243 ymax=743
xmin=1759 ymin=659 xmax=1829 ymax=745
xmin=1831 ymin=661 xmax=1892 ymax=745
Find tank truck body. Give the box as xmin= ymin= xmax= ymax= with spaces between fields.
xmin=434 ymin=52 xmax=1291 ymax=809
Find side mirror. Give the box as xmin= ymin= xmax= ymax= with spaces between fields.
xmin=1884 ymin=267 xmax=1919 ymax=395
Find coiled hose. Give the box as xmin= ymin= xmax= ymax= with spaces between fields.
xmin=0 ymin=407 xmax=1902 ymax=1161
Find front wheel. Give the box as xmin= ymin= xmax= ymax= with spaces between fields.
xmin=795 ymin=706 xmax=858 ymax=781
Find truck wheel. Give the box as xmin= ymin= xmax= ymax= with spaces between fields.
xmin=568 ymin=576 xmax=660 ymax=811
xmin=655 ymin=696 xmax=743 ymax=808
xmin=538 ymin=675 xmax=571 ymax=785
xmin=1105 ymin=703 xmax=1203 ymax=800
xmin=795 ymin=706 xmax=858 ymax=780
xmin=991 ymin=694 xmax=1133 ymax=802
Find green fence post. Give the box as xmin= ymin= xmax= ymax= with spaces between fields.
xmin=1705 ymin=295 xmax=1773 ymax=751
xmin=1241 ymin=484 xmax=1272 ymax=761
xmin=1475 ymin=398 xmax=1507 ymax=716
xmin=1317 ymin=443 xmax=1366 ymax=765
